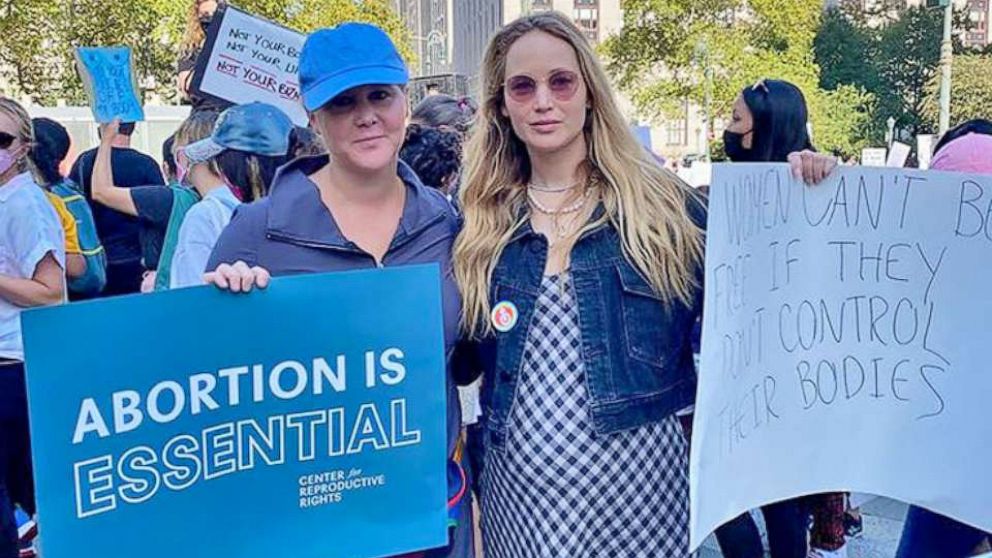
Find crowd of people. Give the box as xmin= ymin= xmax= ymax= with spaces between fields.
xmin=1 ymin=4 xmax=990 ymax=558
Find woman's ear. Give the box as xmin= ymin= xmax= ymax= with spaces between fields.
xmin=307 ymin=111 xmax=321 ymax=136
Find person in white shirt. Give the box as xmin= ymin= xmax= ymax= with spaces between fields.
xmin=0 ymin=96 xmax=65 ymax=558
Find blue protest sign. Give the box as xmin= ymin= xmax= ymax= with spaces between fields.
xmin=21 ymin=266 xmax=449 ymax=558
xmin=75 ymin=47 xmax=145 ymax=123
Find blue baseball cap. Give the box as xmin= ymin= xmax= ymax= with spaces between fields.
xmin=184 ymin=102 xmax=293 ymax=163
xmin=300 ymin=23 xmax=409 ymax=112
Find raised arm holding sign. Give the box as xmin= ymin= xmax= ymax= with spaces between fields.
xmin=690 ymin=163 xmax=992 ymax=550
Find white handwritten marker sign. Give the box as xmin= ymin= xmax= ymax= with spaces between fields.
xmin=690 ymin=163 xmax=992 ymax=550
xmin=191 ymin=5 xmax=306 ymax=125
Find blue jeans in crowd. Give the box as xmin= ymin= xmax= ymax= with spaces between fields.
xmin=716 ymin=499 xmax=808 ymax=558
xmin=896 ymin=506 xmax=990 ymax=558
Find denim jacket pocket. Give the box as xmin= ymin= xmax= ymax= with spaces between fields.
xmin=616 ymin=261 xmax=672 ymax=370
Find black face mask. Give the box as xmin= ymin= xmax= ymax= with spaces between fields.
xmin=199 ymin=15 xmax=213 ymax=34
xmin=724 ymin=129 xmax=754 ymax=162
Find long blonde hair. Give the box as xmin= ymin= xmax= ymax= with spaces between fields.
xmin=173 ymin=109 xmax=218 ymax=149
xmin=179 ymin=1 xmax=209 ymax=59
xmin=454 ymin=12 xmax=704 ymax=338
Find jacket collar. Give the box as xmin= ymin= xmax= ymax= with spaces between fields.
xmin=266 ymin=155 xmax=449 ymax=248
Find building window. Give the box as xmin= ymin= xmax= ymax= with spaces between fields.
xmin=573 ymin=5 xmax=599 ymax=41
xmin=666 ymin=101 xmax=689 ymax=146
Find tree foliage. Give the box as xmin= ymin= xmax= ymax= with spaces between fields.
xmin=602 ymin=0 xmax=872 ymax=157
xmin=922 ymin=54 xmax=992 ymax=127
xmin=0 ymin=0 xmax=411 ymax=105
xmin=816 ymin=3 xmax=975 ymax=141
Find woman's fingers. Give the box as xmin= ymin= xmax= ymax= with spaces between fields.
xmin=787 ymin=150 xmax=838 ymax=186
xmin=253 ymin=266 xmax=271 ymax=289
xmin=204 ymin=262 xmax=272 ymax=293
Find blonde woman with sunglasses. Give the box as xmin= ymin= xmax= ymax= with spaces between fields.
xmin=453 ymin=13 xmax=834 ymax=557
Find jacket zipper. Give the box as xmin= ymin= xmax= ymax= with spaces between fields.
xmin=266 ymin=210 xmax=447 ymax=268
xmin=266 ymin=232 xmax=381 ymax=267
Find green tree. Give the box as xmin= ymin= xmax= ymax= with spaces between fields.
xmin=0 ymin=0 xmax=411 ymax=105
xmin=814 ymin=3 xmax=973 ymax=141
xmin=0 ymin=0 xmax=174 ymax=105
xmin=922 ymin=54 xmax=992 ymax=127
xmin=602 ymin=0 xmax=872 ymax=157
xmin=874 ymin=6 xmax=944 ymax=137
xmin=814 ymin=7 xmax=879 ymax=93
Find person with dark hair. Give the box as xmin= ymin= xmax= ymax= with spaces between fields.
xmin=169 ymin=102 xmax=292 ymax=288
xmin=411 ymin=94 xmax=478 ymax=135
xmin=400 ymin=123 xmax=463 ymax=194
xmin=91 ymin=111 xmax=220 ymax=292
xmin=932 ymin=118 xmax=992 ymax=156
xmin=723 ymin=79 xmax=815 ymax=164
xmin=70 ymin=120 xmax=165 ymax=296
xmin=717 ymin=78 xmax=845 ymax=558
xmin=162 ymin=135 xmax=179 ymax=185
xmin=30 ymin=118 xmax=87 ymax=282
xmin=29 ymin=118 xmax=70 ymax=187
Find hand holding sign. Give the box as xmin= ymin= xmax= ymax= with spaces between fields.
xmin=21 ymin=267 xmax=449 ymax=558
xmin=786 ymin=150 xmax=838 ymax=185
xmin=203 ymin=261 xmax=272 ymax=293
xmin=75 ymin=47 xmax=144 ymax=124
xmin=99 ymin=119 xmax=121 ymax=147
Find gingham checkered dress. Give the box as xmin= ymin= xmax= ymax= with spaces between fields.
xmin=481 ymin=274 xmax=691 ymax=558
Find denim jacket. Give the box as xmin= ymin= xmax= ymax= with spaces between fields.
xmin=471 ymin=196 xmax=707 ymax=453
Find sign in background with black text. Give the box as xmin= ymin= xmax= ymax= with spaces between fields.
xmin=691 ymin=164 xmax=992 ymax=548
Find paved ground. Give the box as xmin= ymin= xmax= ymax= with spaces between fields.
xmin=698 ymin=498 xmax=909 ymax=558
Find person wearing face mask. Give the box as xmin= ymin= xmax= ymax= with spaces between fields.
xmin=176 ymin=0 xmax=231 ymax=111
xmin=0 ymin=97 xmax=66 ymax=558
xmin=203 ymin=23 xmax=475 ymax=558
xmin=893 ymin=120 xmax=992 ymax=558
xmin=716 ymin=78 xmax=847 ymax=558
xmin=170 ymin=102 xmax=292 ymax=289
xmin=91 ymin=111 xmax=219 ymax=292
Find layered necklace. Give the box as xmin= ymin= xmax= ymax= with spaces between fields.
xmin=526 ymin=175 xmax=597 ymax=241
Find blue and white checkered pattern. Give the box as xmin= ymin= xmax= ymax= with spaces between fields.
xmin=481 ymin=274 xmax=692 ymax=558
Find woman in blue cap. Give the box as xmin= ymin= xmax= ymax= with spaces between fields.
xmin=203 ymin=23 xmax=474 ymax=558
xmin=165 ymin=102 xmax=293 ymax=288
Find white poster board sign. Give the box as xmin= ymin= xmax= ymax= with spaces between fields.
xmin=861 ymin=147 xmax=887 ymax=167
xmin=887 ymin=141 xmax=911 ymax=168
xmin=918 ymin=135 xmax=936 ymax=170
xmin=193 ymin=6 xmax=306 ymax=125
xmin=690 ymin=163 xmax=992 ymax=549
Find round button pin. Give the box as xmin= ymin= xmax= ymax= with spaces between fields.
xmin=491 ymin=301 xmax=518 ymax=333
